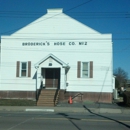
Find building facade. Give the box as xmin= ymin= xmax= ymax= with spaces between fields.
xmin=0 ymin=9 xmax=113 ymax=103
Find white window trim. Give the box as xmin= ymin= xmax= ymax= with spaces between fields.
xmin=80 ymin=62 xmax=90 ymax=78
xmin=20 ymin=62 xmax=28 ymax=77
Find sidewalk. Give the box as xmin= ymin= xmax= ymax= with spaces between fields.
xmin=0 ymin=101 xmax=130 ymax=114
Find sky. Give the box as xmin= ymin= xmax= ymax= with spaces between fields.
xmin=0 ymin=0 xmax=130 ymax=77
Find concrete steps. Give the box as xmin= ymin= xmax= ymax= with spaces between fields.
xmin=37 ymin=89 xmax=59 ymax=106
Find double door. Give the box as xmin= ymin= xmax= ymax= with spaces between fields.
xmin=45 ymin=68 xmax=60 ymax=88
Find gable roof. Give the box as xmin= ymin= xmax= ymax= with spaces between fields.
xmin=35 ymin=53 xmax=70 ymax=68
xmin=11 ymin=8 xmax=101 ymax=38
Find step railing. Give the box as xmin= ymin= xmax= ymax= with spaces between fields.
xmin=72 ymin=92 xmax=83 ymax=101
xmin=37 ymin=83 xmax=45 ymax=101
xmin=54 ymin=89 xmax=59 ymax=106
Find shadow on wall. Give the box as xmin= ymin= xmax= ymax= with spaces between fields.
xmin=32 ymin=72 xmax=37 ymax=79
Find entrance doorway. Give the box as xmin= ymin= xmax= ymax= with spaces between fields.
xmin=45 ymin=68 xmax=60 ymax=89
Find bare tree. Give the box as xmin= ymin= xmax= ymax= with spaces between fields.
xmin=114 ymin=67 xmax=128 ymax=89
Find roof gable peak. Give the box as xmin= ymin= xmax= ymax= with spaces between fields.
xmin=35 ymin=53 xmax=69 ymax=68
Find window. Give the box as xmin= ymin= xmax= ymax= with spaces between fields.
xmin=16 ymin=61 xmax=31 ymax=77
xmin=21 ymin=62 xmax=27 ymax=77
xmin=82 ymin=62 xmax=89 ymax=78
xmin=77 ymin=61 xmax=93 ymax=78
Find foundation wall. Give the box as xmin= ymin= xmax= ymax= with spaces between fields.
xmin=0 ymin=91 xmax=36 ymax=100
xmin=59 ymin=90 xmax=112 ymax=103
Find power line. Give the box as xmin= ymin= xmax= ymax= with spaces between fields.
xmin=120 ymin=44 xmax=130 ymax=52
xmin=0 ymin=15 xmax=129 ymax=19
xmin=0 ymin=0 xmax=93 ymax=35
xmin=64 ymin=0 xmax=93 ymax=12
xmin=0 ymin=11 xmax=129 ymax=17
xmin=0 ymin=12 xmax=129 ymax=16
xmin=1 ymin=37 xmax=130 ymax=40
xmin=0 ymin=83 xmax=112 ymax=85
xmin=0 ymin=32 xmax=129 ymax=34
xmin=1 ymin=48 xmax=127 ymax=53
xmin=0 ymin=49 xmax=112 ymax=53
xmin=0 ymin=10 xmax=129 ymax=19
xmin=0 ymin=12 xmax=129 ymax=34
xmin=0 ymin=10 xmax=129 ymax=14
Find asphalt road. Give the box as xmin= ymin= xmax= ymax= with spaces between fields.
xmin=0 ymin=111 xmax=130 ymax=130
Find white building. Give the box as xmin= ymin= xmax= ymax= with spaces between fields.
xmin=0 ymin=9 xmax=114 ymax=105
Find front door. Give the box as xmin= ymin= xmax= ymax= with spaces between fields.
xmin=45 ymin=68 xmax=60 ymax=88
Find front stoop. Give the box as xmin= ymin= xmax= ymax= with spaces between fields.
xmin=37 ymin=89 xmax=59 ymax=106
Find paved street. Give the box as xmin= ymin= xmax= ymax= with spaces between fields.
xmin=0 ymin=111 xmax=130 ymax=130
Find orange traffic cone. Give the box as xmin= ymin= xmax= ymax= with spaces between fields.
xmin=68 ymin=96 xmax=73 ymax=104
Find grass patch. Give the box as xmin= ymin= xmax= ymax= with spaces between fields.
xmin=0 ymin=99 xmax=36 ymax=106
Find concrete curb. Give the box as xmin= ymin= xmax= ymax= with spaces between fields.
xmin=93 ymin=108 xmax=122 ymax=114
xmin=0 ymin=106 xmax=130 ymax=114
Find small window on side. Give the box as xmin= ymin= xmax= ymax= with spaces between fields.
xmin=21 ymin=62 xmax=27 ymax=77
xmin=82 ymin=62 xmax=89 ymax=78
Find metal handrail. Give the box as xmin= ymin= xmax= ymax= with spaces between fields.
xmin=37 ymin=82 xmax=44 ymax=100
xmin=72 ymin=92 xmax=83 ymax=101
xmin=54 ymin=89 xmax=59 ymax=105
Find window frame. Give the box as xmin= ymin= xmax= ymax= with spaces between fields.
xmin=81 ymin=62 xmax=90 ymax=78
xmin=20 ymin=62 xmax=28 ymax=77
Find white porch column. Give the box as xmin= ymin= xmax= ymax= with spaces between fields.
xmin=37 ymin=68 xmax=41 ymax=90
xmin=35 ymin=67 xmax=38 ymax=100
xmin=35 ymin=66 xmax=41 ymax=91
xmin=60 ymin=67 xmax=66 ymax=90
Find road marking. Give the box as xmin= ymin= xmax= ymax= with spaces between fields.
xmin=81 ymin=119 xmax=130 ymax=123
xmin=35 ymin=117 xmax=130 ymax=123
xmin=7 ymin=118 xmax=33 ymax=130
xmin=36 ymin=117 xmax=111 ymax=122
xmin=25 ymin=109 xmax=54 ymax=112
xmin=118 ymin=120 xmax=130 ymax=123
